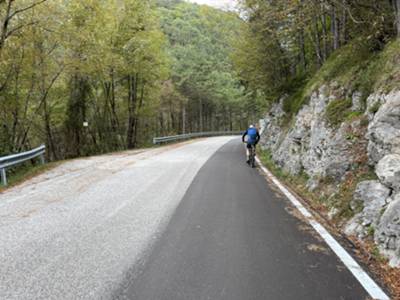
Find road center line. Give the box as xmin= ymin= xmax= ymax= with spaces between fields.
xmin=255 ymin=157 xmax=390 ymax=300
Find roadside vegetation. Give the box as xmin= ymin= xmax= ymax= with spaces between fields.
xmin=0 ymin=161 xmax=60 ymax=192
xmin=233 ymin=0 xmax=400 ymax=117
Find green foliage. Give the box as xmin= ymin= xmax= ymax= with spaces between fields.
xmin=158 ymin=1 xmax=254 ymax=133
xmin=282 ymin=87 xmax=308 ymax=116
xmin=0 ymin=0 xmax=170 ymax=158
xmin=345 ymin=111 xmax=363 ymax=122
xmin=233 ymin=0 xmax=398 ymax=116
xmin=257 ymin=149 xmax=288 ymax=179
xmin=354 ymin=40 xmax=400 ymax=96
xmin=369 ymin=102 xmax=382 ymax=114
xmin=306 ymin=41 xmax=374 ymax=92
xmin=367 ymin=225 xmax=376 ymax=237
xmin=280 ymin=38 xmax=400 ymax=123
xmin=309 ymin=39 xmax=400 ymax=99
xmin=325 ymin=99 xmax=353 ymax=127
xmin=371 ymin=245 xmax=387 ymax=263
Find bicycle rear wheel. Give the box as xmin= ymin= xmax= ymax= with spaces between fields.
xmin=250 ymin=146 xmax=256 ymax=168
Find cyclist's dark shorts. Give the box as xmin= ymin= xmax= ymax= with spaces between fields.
xmin=246 ymin=143 xmax=256 ymax=149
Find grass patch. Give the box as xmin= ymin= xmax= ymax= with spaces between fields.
xmin=345 ymin=111 xmax=363 ymax=122
xmin=325 ymin=98 xmax=353 ymax=126
xmin=371 ymin=245 xmax=387 ymax=263
xmin=305 ymin=41 xmax=374 ymax=94
xmin=257 ymin=149 xmax=319 ymax=207
xmin=280 ymin=39 xmax=400 ymax=124
xmin=282 ymin=87 xmax=308 ymax=116
xmin=257 ymin=148 xmax=377 ymax=222
xmin=369 ymin=101 xmax=382 ymax=114
xmin=367 ymin=225 xmax=375 ymax=237
xmin=257 ymin=149 xmax=288 ymax=179
xmin=0 ymin=162 xmax=59 ymax=192
xmin=280 ymin=41 xmax=373 ymax=123
xmin=355 ymin=39 xmax=400 ymax=96
xmin=330 ymin=167 xmax=377 ymax=220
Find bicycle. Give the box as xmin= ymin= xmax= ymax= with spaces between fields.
xmin=248 ymin=144 xmax=256 ymax=168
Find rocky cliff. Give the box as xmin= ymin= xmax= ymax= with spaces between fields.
xmin=259 ymin=85 xmax=400 ymax=267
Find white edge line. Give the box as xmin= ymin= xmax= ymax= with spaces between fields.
xmin=255 ymin=157 xmax=390 ymax=300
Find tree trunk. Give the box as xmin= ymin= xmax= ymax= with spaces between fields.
xmin=396 ymin=0 xmax=400 ymax=37
xmin=229 ymin=109 xmax=233 ymax=131
xmin=107 ymin=69 xmax=119 ymax=134
xmin=313 ymin=16 xmax=323 ymax=67
xmin=126 ymin=75 xmax=138 ymax=149
xmin=66 ymin=75 xmax=89 ymax=157
xmin=181 ymin=106 xmax=186 ymax=134
xmin=298 ymin=29 xmax=307 ymax=70
xmin=199 ymin=98 xmax=203 ymax=132
xmin=340 ymin=0 xmax=348 ymax=45
xmin=321 ymin=12 xmax=328 ymax=61
xmin=133 ymin=80 xmax=145 ymax=145
xmin=331 ymin=5 xmax=340 ymax=50
xmin=43 ymin=97 xmax=58 ymax=160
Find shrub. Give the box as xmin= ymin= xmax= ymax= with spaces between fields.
xmin=369 ymin=102 xmax=381 ymax=114
xmin=325 ymin=99 xmax=353 ymax=126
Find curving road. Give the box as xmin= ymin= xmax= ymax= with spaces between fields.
xmin=0 ymin=137 xmax=384 ymax=299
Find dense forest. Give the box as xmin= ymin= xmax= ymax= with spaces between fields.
xmin=1 ymin=0 xmax=400 ymax=160
xmin=1 ymin=1 xmax=168 ymax=158
xmin=156 ymin=0 xmax=259 ymax=135
xmin=0 ymin=0 xmax=254 ymax=160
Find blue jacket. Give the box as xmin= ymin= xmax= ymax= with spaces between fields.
xmin=242 ymin=128 xmax=260 ymax=144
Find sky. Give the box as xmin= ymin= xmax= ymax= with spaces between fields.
xmin=186 ymin=0 xmax=238 ymax=10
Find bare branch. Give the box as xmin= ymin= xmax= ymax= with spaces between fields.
xmin=8 ymin=0 xmax=49 ymax=21
xmin=5 ymin=21 xmax=39 ymax=39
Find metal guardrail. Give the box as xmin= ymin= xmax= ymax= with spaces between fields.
xmin=153 ymin=131 xmax=243 ymax=145
xmin=0 ymin=145 xmax=46 ymax=186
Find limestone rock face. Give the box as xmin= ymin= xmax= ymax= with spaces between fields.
xmin=345 ymin=180 xmax=391 ymax=238
xmin=261 ymin=85 xmax=359 ymax=182
xmin=259 ymin=98 xmax=286 ymax=152
xmin=351 ymin=91 xmax=363 ymax=112
xmin=376 ymin=154 xmax=400 ymax=192
xmin=367 ymin=91 xmax=400 ymax=164
xmin=375 ymin=194 xmax=400 ymax=267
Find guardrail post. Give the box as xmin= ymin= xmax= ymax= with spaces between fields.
xmin=39 ymin=153 xmax=45 ymax=165
xmin=0 ymin=168 xmax=7 ymax=186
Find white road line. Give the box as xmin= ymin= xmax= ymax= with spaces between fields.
xmin=255 ymin=157 xmax=390 ymax=300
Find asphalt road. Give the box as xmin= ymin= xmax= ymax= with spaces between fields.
xmin=0 ymin=137 xmax=380 ymax=299
xmin=0 ymin=137 xmax=234 ymax=299
xmin=116 ymin=139 xmax=370 ymax=300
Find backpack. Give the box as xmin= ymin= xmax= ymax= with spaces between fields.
xmin=247 ymin=127 xmax=258 ymax=143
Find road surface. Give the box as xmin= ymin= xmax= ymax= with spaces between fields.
xmin=0 ymin=137 xmax=382 ymax=299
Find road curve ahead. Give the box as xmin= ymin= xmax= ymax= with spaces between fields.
xmin=116 ymin=139 xmax=372 ymax=300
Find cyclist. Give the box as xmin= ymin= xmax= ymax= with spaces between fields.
xmin=242 ymin=124 xmax=260 ymax=164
